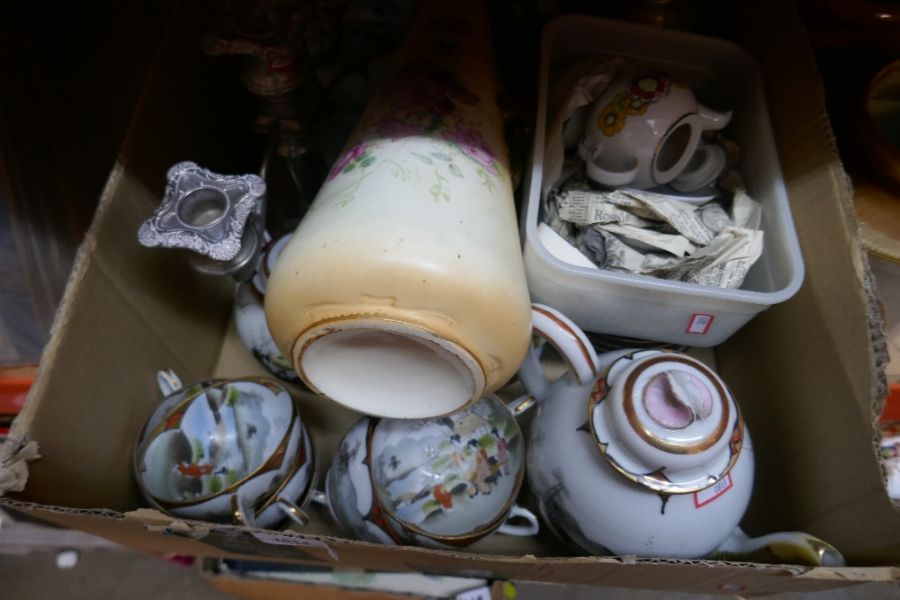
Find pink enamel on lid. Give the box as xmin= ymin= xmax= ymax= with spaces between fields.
xmin=642 ymin=371 xmax=713 ymax=429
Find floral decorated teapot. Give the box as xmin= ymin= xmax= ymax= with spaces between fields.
xmin=520 ymin=310 xmax=844 ymax=565
xmin=579 ymin=70 xmax=731 ymax=190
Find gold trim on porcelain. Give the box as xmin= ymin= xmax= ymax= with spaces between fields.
xmin=621 ymin=355 xmax=730 ymax=455
xmin=291 ymin=313 xmax=488 ymax=416
xmin=142 ymin=383 xmax=300 ymax=509
xmin=531 ymin=305 xmax=597 ymax=384
xmin=255 ymin=422 xmax=318 ymax=514
xmin=133 ymin=378 xmax=229 ymax=502
xmin=588 ymin=353 xmax=745 ymax=495
xmin=140 ymin=378 xmax=226 ymax=449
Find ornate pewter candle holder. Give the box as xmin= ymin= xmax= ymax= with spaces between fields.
xmin=138 ymin=161 xmax=267 ymax=281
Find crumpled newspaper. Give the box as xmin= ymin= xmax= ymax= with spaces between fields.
xmin=541 ymin=58 xmax=764 ymax=290
xmin=546 ymin=179 xmax=764 ymax=289
xmin=0 ymin=435 xmax=40 ymax=495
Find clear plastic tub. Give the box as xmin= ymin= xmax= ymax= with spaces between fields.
xmin=520 ymin=15 xmax=805 ymax=347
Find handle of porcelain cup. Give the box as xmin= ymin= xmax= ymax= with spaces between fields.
xmin=230 ymin=494 xmax=255 ymax=528
xmin=710 ymin=527 xmax=846 ymax=567
xmin=696 ymin=104 xmax=733 ymax=132
xmin=669 ymin=143 xmax=727 ymax=193
xmin=578 ymin=136 xmax=639 ymax=188
xmin=274 ymin=496 xmax=311 ymax=527
xmin=157 ymin=369 xmax=183 ymax=397
xmin=309 ymin=489 xmax=329 ymax=507
xmin=496 ymin=504 xmax=540 ymax=537
xmin=305 ymin=488 xmax=341 ymax=527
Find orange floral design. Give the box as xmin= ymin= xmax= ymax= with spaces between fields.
xmin=596 ymin=73 xmax=673 ymax=137
xmin=625 ymin=96 xmax=649 ymax=116
xmin=598 ymin=101 xmax=626 ymax=136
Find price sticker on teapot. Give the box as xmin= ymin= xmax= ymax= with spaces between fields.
xmin=693 ymin=473 xmax=733 ymax=509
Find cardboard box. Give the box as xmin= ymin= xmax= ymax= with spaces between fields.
xmin=3 ymin=0 xmax=900 ymax=595
xmin=198 ymin=557 xmax=505 ymax=600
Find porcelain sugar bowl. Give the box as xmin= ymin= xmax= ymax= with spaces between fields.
xmin=133 ymin=371 xmax=316 ymax=528
xmin=521 ymin=312 xmax=844 ymax=565
xmin=324 ymin=393 xmax=539 ymax=549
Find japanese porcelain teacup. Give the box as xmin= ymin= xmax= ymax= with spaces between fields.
xmin=134 ymin=372 xmax=315 ymax=526
xmin=324 ymin=394 xmax=538 ymax=549
xmin=520 ymin=311 xmax=845 ymax=565
xmin=579 ymin=70 xmax=731 ymax=190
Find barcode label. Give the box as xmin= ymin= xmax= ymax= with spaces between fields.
xmin=694 ymin=473 xmax=733 ymax=508
xmin=686 ymin=313 xmax=715 ymax=335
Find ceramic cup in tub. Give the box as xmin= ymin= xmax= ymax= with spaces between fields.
xmin=134 ymin=372 xmax=315 ymax=526
xmin=520 ymin=309 xmax=845 ymax=565
xmin=579 ymin=70 xmax=731 ymax=190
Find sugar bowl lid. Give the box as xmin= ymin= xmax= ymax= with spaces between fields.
xmin=589 ymin=350 xmax=744 ymax=495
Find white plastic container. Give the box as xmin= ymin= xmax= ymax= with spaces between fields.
xmin=521 ymin=16 xmax=804 ymax=347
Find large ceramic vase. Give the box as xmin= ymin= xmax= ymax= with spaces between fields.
xmin=265 ymin=0 xmax=532 ymax=418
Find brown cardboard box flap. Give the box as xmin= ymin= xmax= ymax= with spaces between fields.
xmin=1 ymin=500 xmax=889 ymax=596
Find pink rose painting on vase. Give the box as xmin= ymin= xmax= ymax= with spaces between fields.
xmin=324 ymin=59 xmax=503 ymax=203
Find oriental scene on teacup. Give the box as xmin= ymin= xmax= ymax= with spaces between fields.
xmin=138 ymin=381 xmax=294 ymax=504
xmin=371 ymin=396 xmax=523 ymax=537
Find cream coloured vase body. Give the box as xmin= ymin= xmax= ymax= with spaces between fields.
xmin=265 ymin=1 xmax=532 ymax=418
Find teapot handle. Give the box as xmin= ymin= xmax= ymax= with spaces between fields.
xmin=709 ymin=527 xmax=846 ymax=567
xmin=696 ymin=104 xmax=733 ymax=132
xmin=514 ymin=305 xmax=599 ymax=409
xmin=531 ymin=304 xmax=599 ymax=385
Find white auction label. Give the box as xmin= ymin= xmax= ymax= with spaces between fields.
xmin=686 ymin=313 xmax=715 ymax=335
xmin=693 ymin=473 xmax=733 ymax=509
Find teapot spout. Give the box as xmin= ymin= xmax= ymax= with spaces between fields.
xmin=710 ymin=527 xmax=846 ymax=567
xmin=696 ymin=105 xmax=733 ymax=131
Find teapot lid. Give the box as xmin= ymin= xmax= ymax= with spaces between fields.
xmin=589 ymin=350 xmax=744 ymax=495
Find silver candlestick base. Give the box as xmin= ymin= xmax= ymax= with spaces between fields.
xmin=138 ymin=161 xmax=266 ymax=280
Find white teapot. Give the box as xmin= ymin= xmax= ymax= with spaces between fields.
xmin=521 ymin=307 xmax=844 ymax=565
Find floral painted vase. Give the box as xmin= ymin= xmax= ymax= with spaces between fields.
xmin=264 ymin=1 xmax=533 ymax=419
